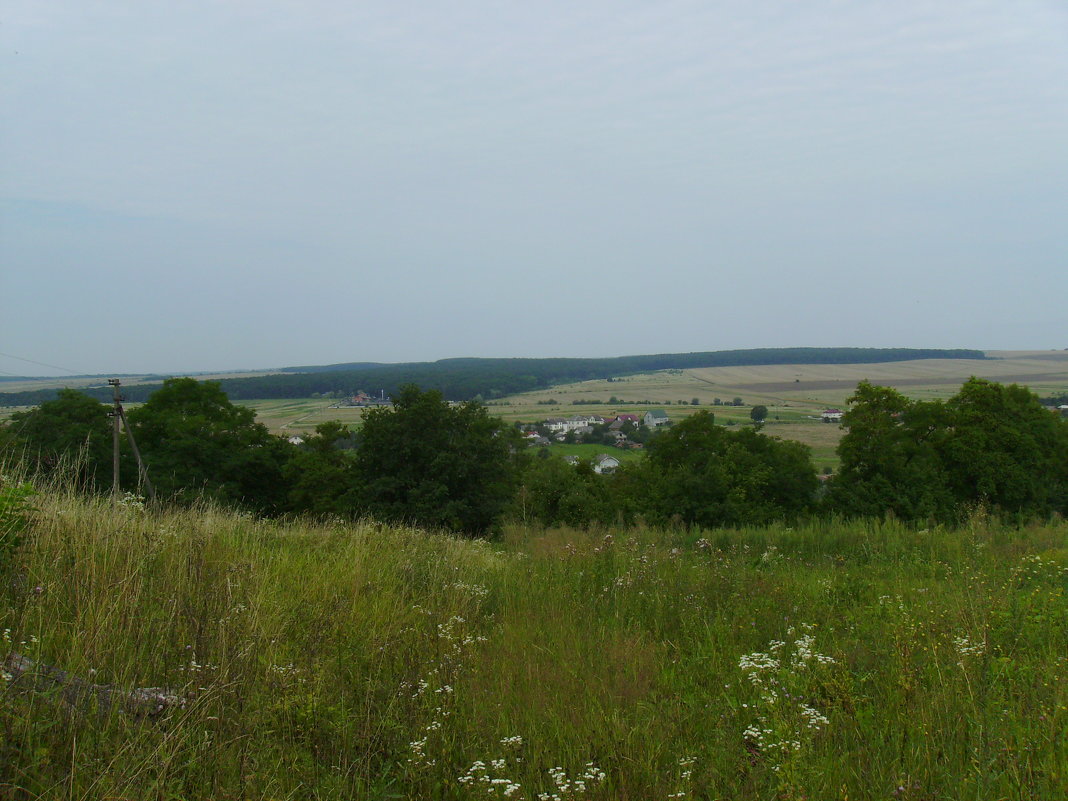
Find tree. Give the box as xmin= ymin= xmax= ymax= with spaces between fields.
xmin=637 ymin=411 xmax=817 ymax=528
xmin=829 ymin=378 xmax=1068 ymax=521
xmin=354 ymin=386 xmax=522 ymax=536
xmin=940 ymin=378 xmax=1068 ymax=516
xmin=3 ymin=389 xmax=123 ymax=489
xmin=828 ymin=382 xmax=953 ymax=520
xmin=284 ymin=422 xmax=361 ymax=515
xmin=127 ymin=378 xmax=293 ymax=513
xmin=512 ymin=456 xmax=615 ymax=528
xmin=750 ymin=405 xmax=768 ymax=423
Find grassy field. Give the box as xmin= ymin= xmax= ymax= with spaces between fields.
xmin=538 ymin=443 xmax=645 ymax=464
xmin=1 ymin=480 xmax=1065 ymax=799
xmin=239 ymin=398 xmax=369 ymax=435
xmin=492 ymin=350 xmax=1068 ymax=409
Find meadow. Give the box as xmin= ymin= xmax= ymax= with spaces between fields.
xmin=1 ymin=479 xmax=1065 ymax=800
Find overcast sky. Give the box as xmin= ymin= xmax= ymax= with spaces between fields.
xmin=2 ymin=1 xmax=1066 ymax=377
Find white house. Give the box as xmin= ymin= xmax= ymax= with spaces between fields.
xmin=593 ymin=454 xmax=621 ymax=474
xmin=644 ymin=409 xmax=670 ymax=427
xmin=544 ymin=415 xmax=601 ymax=434
xmin=821 ymin=409 xmax=844 ymax=423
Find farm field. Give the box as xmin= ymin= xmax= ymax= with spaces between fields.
xmin=2 ymin=484 xmax=1065 ymax=800
xmin=485 ymin=350 xmax=1068 ymax=470
xmin=228 ymin=352 xmax=1068 ymax=472
xmin=493 ymin=350 xmax=1068 ymax=413
xmin=240 ymin=398 xmax=370 ymax=435
xmin=5 ymin=352 xmax=1067 ymax=466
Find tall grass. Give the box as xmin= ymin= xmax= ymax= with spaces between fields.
xmin=1 ymin=478 xmax=1065 ymax=799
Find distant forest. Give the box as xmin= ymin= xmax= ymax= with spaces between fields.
xmin=0 ymin=348 xmax=987 ymax=406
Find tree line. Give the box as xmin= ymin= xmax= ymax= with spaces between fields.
xmin=0 ymin=347 xmax=986 ymax=407
xmin=2 ymin=376 xmax=1064 ymax=536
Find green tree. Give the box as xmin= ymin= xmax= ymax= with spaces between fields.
xmin=3 ymin=389 xmax=122 ymax=489
xmin=512 ymin=456 xmax=615 ymax=528
xmin=750 ymin=405 xmax=768 ymax=423
xmin=940 ymin=378 xmax=1068 ymax=516
xmin=127 ymin=378 xmax=293 ymax=513
xmin=284 ymin=422 xmax=361 ymax=515
xmin=828 ymin=382 xmax=953 ymax=520
xmin=354 ymin=386 xmax=522 ymax=536
xmin=829 ymin=378 xmax=1068 ymax=521
xmin=638 ymin=411 xmax=817 ymax=528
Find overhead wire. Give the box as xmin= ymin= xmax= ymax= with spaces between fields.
xmin=0 ymin=351 xmax=85 ymax=375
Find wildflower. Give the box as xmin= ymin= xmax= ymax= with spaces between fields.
xmin=737 ymin=625 xmax=836 ymax=772
xmin=953 ymin=635 xmax=985 ymax=661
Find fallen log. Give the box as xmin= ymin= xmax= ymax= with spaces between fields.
xmin=2 ymin=652 xmax=184 ymax=719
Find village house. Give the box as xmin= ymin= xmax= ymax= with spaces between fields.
xmin=644 ymin=409 xmax=670 ymax=427
xmin=593 ymin=454 xmax=621 ymax=474
xmin=821 ymin=409 xmax=844 ymax=423
xmin=543 ymin=415 xmax=602 ymax=434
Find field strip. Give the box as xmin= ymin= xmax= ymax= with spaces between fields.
xmin=281 ymin=407 xmax=329 ymax=431
xmin=731 ymin=372 xmax=1068 ymax=394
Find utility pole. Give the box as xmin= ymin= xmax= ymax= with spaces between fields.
xmin=108 ymin=379 xmax=156 ymax=502
xmin=110 ymin=379 xmax=122 ymax=493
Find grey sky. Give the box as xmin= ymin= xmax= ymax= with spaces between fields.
xmin=2 ymin=1 xmax=1066 ymax=377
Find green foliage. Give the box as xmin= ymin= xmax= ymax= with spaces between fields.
xmin=284 ymin=422 xmax=361 ymax=515
xmin=829 ymin=382 xmax=956 ymax=520
xmin=941 ymin=379 xmax=1068 ymax=515
xmin=831 ymin=378 xmax=1068 ymax=521
xmin=512 ymin=456 xmax=620 ymax=528
xmin=4 ymin=389 xmax=117 ymax=488
xmin=750 ymin=404 xmax=768 ymax=422
xmin=0 ymin=477 xmax=34 ymax=570
xmin=127 ymin=378 xmax=293 ymax=513
xmin=355 ymin=386 xmax=522 ymax=536
xmin=638 ymin=411 xmax=818 ymax=528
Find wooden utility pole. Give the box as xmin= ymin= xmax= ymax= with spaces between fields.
xmin=108 ymin=379 xmax=156 ymax=502
xmin=110 ymin=379 xmax=121 ymax=492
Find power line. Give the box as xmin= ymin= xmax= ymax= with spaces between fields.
xmin=0 ymin=351 xmax=85 ymax=375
